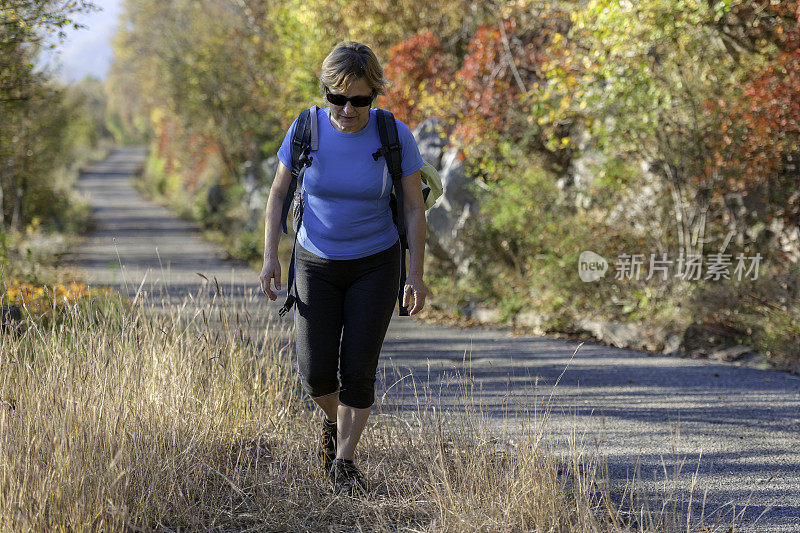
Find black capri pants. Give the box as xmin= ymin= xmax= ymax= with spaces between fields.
xmin=293 ymin=238 xmax=401 ymax=409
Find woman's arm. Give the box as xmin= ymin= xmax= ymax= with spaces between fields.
xmin=259 ymin=161 xmax=293 ymax=300
xmin=400 ymin=168 xmax=429 ymax=315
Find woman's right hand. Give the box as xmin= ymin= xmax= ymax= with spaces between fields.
xmin=260 ymin=161 xmax=292 ymax=301
xmin=259 ymin=257 xmax=281 ymax=301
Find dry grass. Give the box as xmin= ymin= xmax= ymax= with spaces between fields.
xmin=0 ymin=281 xmax=735 ymax=532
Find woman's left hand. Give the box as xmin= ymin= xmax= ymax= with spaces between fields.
xmin=402 ymin=273 xmax=429 ymax=316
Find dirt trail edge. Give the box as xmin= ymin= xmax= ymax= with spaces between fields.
xmin=62 ymin=147 xmax=800 ymax=532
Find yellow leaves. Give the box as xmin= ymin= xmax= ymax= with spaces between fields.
xmin=2 ymin=278 xmax=112 ymax=318
xmin=26 ymin=216 xmax=41 ymax=237
xmin=294 ymin=4 xmax=316 ymax=27
xmin=579 ymin=100 xmax=587 ymax=110
xmin=150 ymin=107 xmax=165 ymax=127
xmin=553 ymin=32 xmax=563 ymax=44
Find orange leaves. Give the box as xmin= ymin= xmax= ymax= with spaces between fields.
xmin=452 ymin=22 xmax=519 ymax=149
xmin=448 ymin=10 xmax=566 ymax=157
xmin=700 ymin=1 xmax=800 ymax=198
xmin=383 ymin=31 xmax=454 ymax=128
xmin=386 ymin=31 xmax=450 ymax=80
xmin=724 ymin=46 xmax=800 ymax=179
xmin=2 ymin=278 xmax=114 ymax=318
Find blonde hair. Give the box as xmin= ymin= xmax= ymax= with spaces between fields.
xmin=318 ymin=41 xmax=390 ymax=97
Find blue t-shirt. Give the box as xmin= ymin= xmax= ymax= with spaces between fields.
xmin=277 ymin=106 xmax=424 ymax=259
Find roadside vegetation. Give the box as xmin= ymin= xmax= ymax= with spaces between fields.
xmin=1 ymin=1 xmax=115 ymax=294
xmin=0 ymin=1 xmax=783 ymax=530
xmin=0 ymin=283 xmax=738 ymax=531
xmin=107 ymin=0 xmax=800 ymax=371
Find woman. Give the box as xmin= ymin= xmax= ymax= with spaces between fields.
xmin=258 ymin=41 xmax=429 ymax=495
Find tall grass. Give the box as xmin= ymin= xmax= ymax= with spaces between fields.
xmin=0 ymin=281 xmax=734 ymax=531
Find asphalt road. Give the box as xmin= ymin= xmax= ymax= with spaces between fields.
xmin=62 ymin=147 xmax=800 ymax=532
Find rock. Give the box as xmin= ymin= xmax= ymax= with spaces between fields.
xmin=243 ymin=166 xmax=271 ymax=233
xmin=411 ymin=119 xmax=479 ymax=276
xmin=662 ymin=333 xmax=682 ymax=356
xmin=680 ymin=320 xmax=746 ymax=358
xmin=515 ymin=311 xmax=549 ymax=336
xmin=413 ymin=118 xmax=449 ymax=169
xmin=475 ymin=307 xmax=501 ymax=323
xmin=770 ymin=216 xmax=800 ymax=264
xmin=578 ymin=319 xmax=644 ymax=349
xmin=516 ymin=311 xmax=546 ymax=329
xmin=455 ymin=303 xmax=499 ymax=323
xmin=604 ymin=160 xmax=665 ymax=233
xmin=577 ymin=318 xmax=680 ymax=352
xmin=565 ymin=128 xmax=604 ymax=210
xmin=425 ymin=148 xmax=479 ymax=275
xmin=261 ymin=156 xmax=279 ymax=185
xmin=709 ymin=345 xmax=754 ymax=362
xmin=240 ymin=156 xmax=281 ymax=233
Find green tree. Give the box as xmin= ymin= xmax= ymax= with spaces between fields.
xmin=109 ymin=0 xmax=287 ymax=185
xmin=1 ymin=0 xmax=96 ymax=231
xmin=538 ymin=0 xmax=758 ymax=261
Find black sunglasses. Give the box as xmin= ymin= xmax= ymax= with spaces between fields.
xmin=324 ymin=88 xmax=376 ymax=108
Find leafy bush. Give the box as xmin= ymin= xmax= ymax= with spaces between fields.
xmin=688 ymin=261 xmax=800 ymax=369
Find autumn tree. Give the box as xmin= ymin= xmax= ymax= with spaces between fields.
xmin=109 ymin=0 xmax=287 ymax=187
xmin=1 ymin=0 xmax=95 ymax=102
xmin=535 ymin=0 xmax=764 ymax=262
xmin=704 ymin=0 xmax=800 ymax=260
xmin=382 ymin=31 xmax=455 ymax=129
xmin=1 ymin=0 xmax=96 ymax=231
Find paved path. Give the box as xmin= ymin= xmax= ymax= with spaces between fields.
xmin=62 ymin=147 xmax=800 ymax=532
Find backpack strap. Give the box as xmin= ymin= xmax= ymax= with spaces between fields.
xmin=279 ymin=106 xmax=317 ymax=318
xmin=281 ymin=106 xmax=317 ymax=235
xmin=373 ymin=109 xmax=409 ymax=316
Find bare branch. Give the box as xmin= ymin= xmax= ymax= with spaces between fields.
xmin=498 ymin=18 xmax=526 ymax=94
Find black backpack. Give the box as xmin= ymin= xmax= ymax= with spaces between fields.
xmin=277 ymin=105 xmax=429 ymax=318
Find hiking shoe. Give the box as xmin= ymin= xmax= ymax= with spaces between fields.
xmin=319 ymin=417 xmax=337 ymax=471
xmin=329 ymin=458 xmax=367 ymax=496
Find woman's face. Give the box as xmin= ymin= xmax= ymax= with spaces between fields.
xmin=327 ymin=77 xmax=374 ymax=134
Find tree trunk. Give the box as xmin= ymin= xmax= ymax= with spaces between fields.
xmin=664 ymin=161 xmax=691 ymax=259
xmin=11 ymin=185 xmax=22 ymax=231
xmin=11 ymin=189 xmax=22 ymax=231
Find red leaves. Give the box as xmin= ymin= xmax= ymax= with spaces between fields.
xmin=452 ymin=22 xmax=519 ymax=148
xmin=704 ymin=2 xmax=800 ymax=197
xmin=383 ymin=31 xmax=453 ymax=128
xmin=381 ymin=10 xmax=563 ymax=165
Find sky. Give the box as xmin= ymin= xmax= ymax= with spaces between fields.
xmin=36 ymin=0 xmax=124 ymax=84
